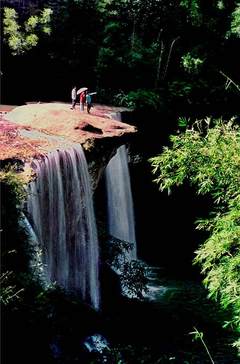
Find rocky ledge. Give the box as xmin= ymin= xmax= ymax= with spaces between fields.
xmin=0 ymin=103 xmax=136 ymax=185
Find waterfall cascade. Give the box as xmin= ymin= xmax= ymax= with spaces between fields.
xmin=105 ymin=144 xmax=137 ymax=259
xmin=27 ymin=144 xmax=100 ymax=309
xmin=105 ymin=145 xmax=168 ymax=301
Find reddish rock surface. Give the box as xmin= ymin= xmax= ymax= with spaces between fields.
xmin=0 ymin=103 xmax=136 ymax=163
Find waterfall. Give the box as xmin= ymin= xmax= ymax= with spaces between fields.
xmin=20 ymin=214 xmax=47 ymax=286
xmin=105 ymin=144 xmax=137 ymax=259
xmin=27 ymin=144 xmax=100 ymax=309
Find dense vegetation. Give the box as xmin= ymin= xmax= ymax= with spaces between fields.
xmin=1 ymin=0 xmax=240 ymax=362
xmin=1 ymin=0 xmax=240 ymax=111
xmin=150 ymin=119 xmax=240 ymax=353
xmin=0 ymin=168 xmax=27 ymax=306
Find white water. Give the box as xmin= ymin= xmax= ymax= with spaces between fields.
xmin=20 ymin=214 xmax=47 ymax=286
xmin=27 ymin=144 xmax=100 ymax=309
xmin=105 ymin=144 xmax=137 ymax=259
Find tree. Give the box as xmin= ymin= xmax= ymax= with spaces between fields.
xmin=228 ymin=2 xmax=240 ymax=38
xmin=2 ymin=0 xmax=240 ymax=107
xmin=3 ymin=7 xmax=53 ymax=55
xmin=95 ymin=0 xmax=183 ymax=90
xmin=149 ymin=118 xmax=240 ymax=354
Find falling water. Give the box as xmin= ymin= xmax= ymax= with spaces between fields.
xmin=27 ymin=144 xmax=100 ymax=309
xmin=105 ymin=144 xmax=137 ymax=259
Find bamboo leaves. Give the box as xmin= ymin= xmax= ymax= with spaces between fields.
xmin=149 ymin=119 xmax=240 ymax=354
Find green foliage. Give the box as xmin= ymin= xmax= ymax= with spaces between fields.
xmin=3 ymin=0 xmax=239 ymax=107
xmin=220 ymin=71 xmax=240 ymax=94
xmin=150 ymin=119 xmax=240 ymax=203
xmin=0 ymin=271 xmax=24 ymax=306
xmin=120 ymin=260 xmax=148 ymax=299
xmin=105 ymin=235 xmax=149 ymax=298
xmin=149 ymin=119 xmax=240 ymax=353
xmin=25 ymin=15 xmax=38 ymax=32
xmin=105 ymin=235 xmax=134 ymax=269
xmin=3 ymin=7 xmax=52 ymax=55
xmin=233 ymin=338 xmax=240 ymax=353
xmin=181 ymin=52 xmax=204 ymax=74
xmin=168 ymin=80 xmax=193 ymax=100
xmin=178 ymin=117 xmax=190 ymax=129
xmin=189 ymin=327 xmax=215 ymax=364
xmin=0 ymin=167 xmax=28 ymax=307
xmin=195 ymin=195 xmax=240 ymax=335
xmin=114 ymin=89 xmax=161 ymax=111
xmin=227 ymin=3 xmax=240 ymax=38
xmin=113 ymin=90 xmax=134 ymax=108
xmin=0 ymin=166 xmax=27 ymax=266
xmin=217 ymin=1 xmax=225 ymax=11
xmin=180 ymin=0 xmax=202 ymax=26
xmin=96 ymin=0 xmax=183 ymax=91
xmin=0 ymin=166 xmax=27 ymax=207
xmin=97 ymin=0 xmax=126 ymax=16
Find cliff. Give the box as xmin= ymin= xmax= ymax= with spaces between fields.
xmin=0 ymin=102 xmax=136 ymax=185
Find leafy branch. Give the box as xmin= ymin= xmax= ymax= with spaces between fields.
xmin=0 ymin=271 xmax=24 ymax=305
xmin=219 ymin=70 xmax=240 ymax=94
xmin=3 ymin=7 xmax=53 ymax=55
xmin=189 ymin=327 xmax=215 ymax=364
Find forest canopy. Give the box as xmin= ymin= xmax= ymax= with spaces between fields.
xmin=1 ymin=0 xmax=240 ymax=109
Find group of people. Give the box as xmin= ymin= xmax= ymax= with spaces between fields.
xmin=71 ymin=86 xmax=92 ymax=114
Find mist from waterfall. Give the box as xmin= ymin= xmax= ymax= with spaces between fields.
xmin=27 ymin=144 xmax=100 ymax=309
xmin=105 ymin=144 xmax=137 ymax=259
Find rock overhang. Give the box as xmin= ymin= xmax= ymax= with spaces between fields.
xmin=0 ymin=102 xmax=137 ymax=184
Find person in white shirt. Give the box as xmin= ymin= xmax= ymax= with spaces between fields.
xmin=70 ymin=86 xmax=77 ymax=109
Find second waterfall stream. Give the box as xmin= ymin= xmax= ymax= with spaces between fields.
xmin=105 ymin=144 xmax=137 ymax=260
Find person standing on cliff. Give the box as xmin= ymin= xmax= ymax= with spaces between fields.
xmin=79 ymin=90 xmax=86 ymax=111
xmin=86 ymin=92 xmax=92 ymax=114
xmin=70 ymin=86 xmax=77 ymax=109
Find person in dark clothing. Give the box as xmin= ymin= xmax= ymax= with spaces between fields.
xmin=86 ymin=93 xmax=92 ymax=114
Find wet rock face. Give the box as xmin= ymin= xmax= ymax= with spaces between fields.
xmin=85 ymin=136 xmax=133 ymax=190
